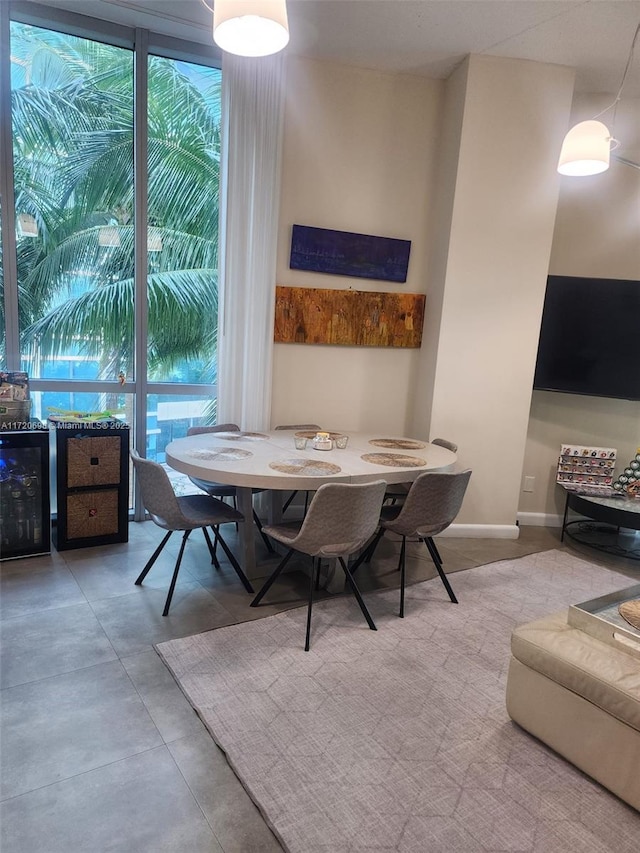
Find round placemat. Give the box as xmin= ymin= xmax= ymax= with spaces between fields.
xmin=369 ymin=438 xmax=427 ymax=450
xmin=619 ymin=600 xmax=640 ymax=631
xmin=361 ymin=452 xmax=426 ymax=468
xmin=269 ymin=458 xmax=341 ymax=476
xmin=295 ymin=430 xmax=343 ymax=440
xmin=214 ymin=431 xmax=269 ymax=441
xmin=187 ymin=447 xmax=253 ymax=461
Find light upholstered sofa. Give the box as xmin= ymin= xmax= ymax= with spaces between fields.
xmin=506 ymin=611 xmax=640 ymax=812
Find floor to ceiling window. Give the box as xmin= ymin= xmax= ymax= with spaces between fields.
xmin=0 ymin=5 xmax=222 ymax=508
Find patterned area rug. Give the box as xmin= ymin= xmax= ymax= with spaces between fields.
xmin=156 ymin=551 xmax=640 ymax=852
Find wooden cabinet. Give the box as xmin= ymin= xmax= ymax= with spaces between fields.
xmin=52 ymin=422 xmax=129 ymax=550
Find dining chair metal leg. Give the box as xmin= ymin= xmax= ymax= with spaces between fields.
xmin=253 ymin=510 xmax=276 ymax=554
xmin=250 ymin=549 xmax=294 ymax=606
xmin=163 ymin=529 xmax=191 ymax=616
xmin=305 ymin=556 xmax=317 ymax=651
xmin=210 ymin=526 xmax=254 ymax=593
xmin=427 ymin=536 xmax=443 ymax=564
xmin=282 ymin=491 xmax=298 ymax=513
xmin=338 ymin=557 xmax=377 ymax=632
xmin=282 ymin=491 xmax=312 ymax=518
xmin=135 ymin=530 xmax=173 ymax=586
xmin=202 ymin=527 xmax=221 ymax=569
xmin=348 ymin=528 xmax=383 ymax=576
xmin=423 ymin=537 xmax=458 ymax=603
xmin=363 ymin=527 xmax=385 ymax=564
xmin=399 ymin=536 xmax=406 ymax=617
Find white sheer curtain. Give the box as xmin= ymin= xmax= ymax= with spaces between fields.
xmin=217 ymin=53 xmax=286 ymax=431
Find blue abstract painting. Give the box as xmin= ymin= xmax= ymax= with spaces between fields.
xmin=290 ymin=224 xmax=411 ymax=283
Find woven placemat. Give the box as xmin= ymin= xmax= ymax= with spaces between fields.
xmin=269 ymin=458 xmax=341 ymax=476
xmin=214 ymin=431 xmax=268 ymax=441
xmin=295 ymin=430 xmax=343 ymax=440
xmin=361 ymin=452 xmax=426 ymax=468
xmin=369 ymin=438 xmax=426 ymax=450
xmin=186 ymin=447 xmax=252 ymax=461
xmin=619 ymin=600 xmax=640 ymax=631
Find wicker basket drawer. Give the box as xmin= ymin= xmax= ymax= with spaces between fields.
xmin=65 ymin=489 xmax=120 ymax=540
xmin=67 ymin=436 xmax=121 ymax=487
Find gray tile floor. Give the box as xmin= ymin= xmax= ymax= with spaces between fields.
xmin=1 ymin=518 xmax=638 ymax=852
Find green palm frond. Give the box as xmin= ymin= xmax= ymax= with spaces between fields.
xmin=22 ymin=267 xmax=217 ymax=375
xmin=11 ymin=21 xmax=222 ymax=379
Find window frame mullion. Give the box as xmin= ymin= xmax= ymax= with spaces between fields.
xmin=0 ymin=2 xmax=21 ymax=370
xmin=133 ymin=26 xmax=149 ymax=518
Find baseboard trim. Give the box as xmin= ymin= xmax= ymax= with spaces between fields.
xmin=438 ymin=524 xmax=520 ymax=540
xmin=517 ymin=511 xmax=563 ymax=528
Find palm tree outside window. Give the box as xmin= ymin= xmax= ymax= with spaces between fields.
xmin=1 ymin=10 xmax=222 ymax=506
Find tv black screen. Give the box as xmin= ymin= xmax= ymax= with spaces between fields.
xmin=533 ymin=275 xmax=640 ymax=401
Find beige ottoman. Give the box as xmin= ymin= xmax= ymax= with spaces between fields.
xmin=506 ymin=611 xmax=640 ymax=811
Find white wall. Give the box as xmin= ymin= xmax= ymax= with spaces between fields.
xmin=272 ymin=57 xmax=636 ymax=534
xmin=272 ymin=57 xmax=441 ymax=432
xmin=520 ymin=392 xmax=639 ymax=523
xmin=519 ymin=97 xmax=640 ymax=523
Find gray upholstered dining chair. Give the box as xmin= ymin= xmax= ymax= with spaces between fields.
xmin=431 ymin=437 xmax=458 ymax=454
xmin=384 ymin=437 xmax=459 ymax=505
xmin=274 ymin=423 xmax=322 ymax=516
xmin=186 ymin=424 xmax=275 ymax=554
xmin=131 ymin=450 xmax=253 ymax=616
xmin=250 ymin=479 xmax=387 ymax=650
xmin=354 ymin=469 xmax=471 ymax=618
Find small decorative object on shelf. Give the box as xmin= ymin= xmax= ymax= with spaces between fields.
xmin=613 ymin=448 xmax=640 ymax=497
xmin=47 ymin=406 xmax=125 ymax=423
xmin=556 ymin=444 xmax=617 ymax=497
xmin=0 ymin=370 xmax=31 ymax=427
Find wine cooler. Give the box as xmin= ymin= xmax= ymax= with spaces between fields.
xmin=0 ymin=425 xmax=51 ymax=560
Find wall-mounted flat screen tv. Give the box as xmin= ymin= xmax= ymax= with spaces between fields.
xmin=533 ymin=275 xmax=640 ymax=401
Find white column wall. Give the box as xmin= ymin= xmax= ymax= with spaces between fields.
xmin=419 ymin=55 xmax=575 ymax=533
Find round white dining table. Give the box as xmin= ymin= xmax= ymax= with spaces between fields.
xmin=165 ymin=429 xmax=457 ymax=582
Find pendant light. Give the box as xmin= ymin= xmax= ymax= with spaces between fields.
xmin=202 ymin=0 xmax=289 ymax=58
xmin=16 ymin=213 xmax=38 ymax=238
xmin=558 ymin=23 xmax=639 ymax=176
xmin=557 ymin=120 xmax=612 ymax=176
xmin=98 ymin=225 xmax=120 ymax=248
xmin=147 ymin=228 xmax=163 ymax=253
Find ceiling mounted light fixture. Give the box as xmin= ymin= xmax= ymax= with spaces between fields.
xmin=98 ymin=225 xmax=120 ymax=248
xmin=16 ymin=213 xmax=38 ymax=238
xmin=202 ymin=0 xmax=289 ymax=57
xmin=558 ymin=22 xmax=639 ymax=176
xmin=147 ymin=228 xmax=163 ymax=252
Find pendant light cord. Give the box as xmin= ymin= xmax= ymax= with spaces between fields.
xmin=593 ymin=22 xmax=640 ymax=124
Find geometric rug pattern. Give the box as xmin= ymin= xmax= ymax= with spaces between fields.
xmin=157 ymin=550 xmax=640 ymax=852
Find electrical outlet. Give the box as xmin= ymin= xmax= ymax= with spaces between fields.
xmin=523 ymin=476 xmax=535 ymax=493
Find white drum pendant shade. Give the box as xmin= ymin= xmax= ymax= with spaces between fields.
xmin=557 ymin=120 xmax=611 ymax=176
xmin=213 ymin=0 xmax=289 ymax=57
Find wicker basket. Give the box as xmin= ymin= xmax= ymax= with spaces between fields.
xmin=65 ymin=490 xmax=120 ymax=540
xmin=66 ymin=436 xmax=121 ymax=487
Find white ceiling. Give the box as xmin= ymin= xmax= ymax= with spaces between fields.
xmin=27 ymin=0 xmax=640 ymax=97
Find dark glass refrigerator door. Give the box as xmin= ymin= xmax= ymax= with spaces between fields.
xmin=0 ymin=428 xmax=51 ymax=560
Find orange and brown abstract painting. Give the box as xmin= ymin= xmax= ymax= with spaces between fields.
xmin=274 ymin=286 xmax=425 ymax=348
